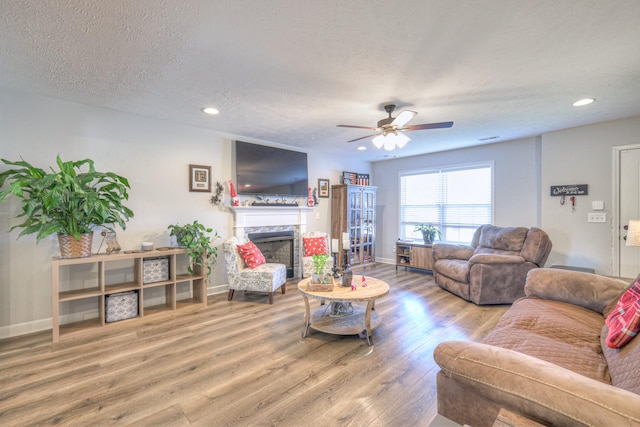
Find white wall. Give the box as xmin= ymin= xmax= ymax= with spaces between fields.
xmin=372 ymin=137 xmax=541 ymax=263
xmin=0 ymin=89 xmax=370 ymax=338
xmin=541 ymin=116 xmax=640 ymax=273
xmin=373 ymin=115 xmax=640 ymax=276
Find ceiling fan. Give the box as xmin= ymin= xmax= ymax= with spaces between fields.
xmin=337 ymin=104 xmax=453 ymax=150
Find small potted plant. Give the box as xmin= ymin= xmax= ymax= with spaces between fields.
xmin=414 ymin=223 xmax=442 ymax=244
xmin=168 ymin=220 xmax=220 ymax=275
xmin=307 ymin=253 xmax=334 ymax=291
xmin=0 ymin=155 xmax=133 ymax=258
xmin=311 ymin=253 xmax=331 ymax=284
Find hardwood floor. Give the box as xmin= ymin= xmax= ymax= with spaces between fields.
xmin=0 ymin=264 xmax=508 ymax=426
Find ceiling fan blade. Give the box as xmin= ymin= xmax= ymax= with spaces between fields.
xmin=347 ymin=133 xmax=380 ymax=143
xmin=337 ymin=124 xmax=377 ymax=130
xmin=391 ymin=110 xmax=417 ymax=128
xmin=402 ymin=121 xmax=454 ymax=131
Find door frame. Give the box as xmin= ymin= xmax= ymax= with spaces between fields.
xmin=613 ymin=143 xmax=640 ymax=276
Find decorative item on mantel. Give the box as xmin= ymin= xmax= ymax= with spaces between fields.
xmin=250 ymin=195 xmax=302 ymax=207
xmin=210 ymin=181 xmax=224 ymax=205
xmin=307 ymin=187 xmax=315 ymax=207
xmin=228 ymin=180 xmax=239 ymax=206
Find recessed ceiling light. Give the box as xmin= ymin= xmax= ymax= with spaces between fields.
xmin=357 ymin=146 xmax=367 ymax=151
xmin=202 ymin=107 xmax=220 ymax=115
xmin=573 ymin=98 xmax=595 ymax=107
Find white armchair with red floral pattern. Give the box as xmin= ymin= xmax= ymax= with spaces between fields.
xmin=301 ymin=231 xmax=334 ymax=278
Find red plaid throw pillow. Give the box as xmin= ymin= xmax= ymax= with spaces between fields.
xmin=303 ymin=237 xmax=328 ymax=257
xmin=605 ymin=277 xmax=640 ymax=348
xmin=236 ymin=241 xmax=266 ymax=269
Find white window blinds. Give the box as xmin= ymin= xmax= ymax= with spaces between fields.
xmin=399 ymin=163 xmax=493 ymax=243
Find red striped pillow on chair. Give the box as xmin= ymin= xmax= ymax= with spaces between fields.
xmin=606 ymin=276 xmax=640 ymax=349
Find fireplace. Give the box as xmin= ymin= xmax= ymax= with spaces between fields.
xmin=231 ymin=205 xmax=311 ymax=278
xmin=248 ymin=231 xmax=295 ymax=278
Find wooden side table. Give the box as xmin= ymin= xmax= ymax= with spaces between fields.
xmin=297 ymin=276 xmax=389 ymax=346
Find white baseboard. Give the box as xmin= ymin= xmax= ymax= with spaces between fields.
xmin=0 ymin=318 xmax=51 ymax=340
xmin=1 ymin=286 xmax=229 ymax=340
xmin=208 ymin=284 xmax=228 ymax=295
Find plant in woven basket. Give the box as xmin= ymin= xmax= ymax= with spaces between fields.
xmin=168 ymin=220 xmax=220 ymax=275
xmin=0 ymin=155 xmax=134 ymax=258
xmin=311 ymin=253 xmax=331 ymax=284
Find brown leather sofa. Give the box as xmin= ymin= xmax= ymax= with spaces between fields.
xmin=432 ymin=225 xmax=552 ymax=305
xmin=434 ymin=268 xmax=640 ymax=427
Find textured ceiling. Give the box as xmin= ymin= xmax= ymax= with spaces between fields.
xmin=2 ymin=0 xmax=640 ymax=161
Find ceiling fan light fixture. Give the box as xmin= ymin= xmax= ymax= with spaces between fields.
xmin=373 ymin=132 xmax=410 ymax=151
xmin=383 ymin=138 xmax=396 ymax=151
xmin=395 ymin=132 xmax=410 ymax=148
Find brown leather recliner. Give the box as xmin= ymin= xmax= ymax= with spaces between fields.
xmin=432 ymin=225 xmax=552 ymax=305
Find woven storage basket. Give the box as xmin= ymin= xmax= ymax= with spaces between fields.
xmin=57 ymin=233 xmax=93 ymax=258
xmin=307 ymin=276 xmax=335 ymax=292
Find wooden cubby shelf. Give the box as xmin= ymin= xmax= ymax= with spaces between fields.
xmin=51 ymin=248 xmax=206 ymax=342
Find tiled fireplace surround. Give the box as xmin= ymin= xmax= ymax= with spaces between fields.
xmin=231 ymin=206 xmax=310 ymax=278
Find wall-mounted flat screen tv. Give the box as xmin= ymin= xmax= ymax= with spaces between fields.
xmin=234 ymin=140 xmax=309 ymax=197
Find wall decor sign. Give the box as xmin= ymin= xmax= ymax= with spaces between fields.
xmin=189 ymin=164 xmax=211 ymax=192
xmin=318 ymin=179 xmax=330 ymax=198
xmin=342 ymin=171 xmax=357 ymax=184
xmin=550 ymin=184 xmax=588 ymax=196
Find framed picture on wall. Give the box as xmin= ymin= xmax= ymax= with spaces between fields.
xmin=318 ymin=179 xmax=330 ymax=198
xmin=189 ymin=164 xmax=211 ymax=192
xmin=342 ymin=171 xmax=357 ymax=184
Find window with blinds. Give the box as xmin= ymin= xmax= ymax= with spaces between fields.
xmin=399 ymin=163 xmax=493 ymax=243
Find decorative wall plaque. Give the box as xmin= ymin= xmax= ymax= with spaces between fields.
xmin=550 ymin=184 xmax=588 ymax=196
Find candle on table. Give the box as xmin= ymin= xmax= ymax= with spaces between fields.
xmin=331 ymin=238 xmax=339 ymax=254
xmin=342 ymin=232 xmax=350 ymax=249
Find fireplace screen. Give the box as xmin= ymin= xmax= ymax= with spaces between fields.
xmin=248 ymin=231 xmax=295 ymax=278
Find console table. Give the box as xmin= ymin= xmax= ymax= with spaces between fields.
xmin=396 ymin=241 xmax=433 ymax=272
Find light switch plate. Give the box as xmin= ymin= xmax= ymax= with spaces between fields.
xmin=588 ymin=212 xmax=607 ymax=223
xmin=592 ymin=200 xmax=605 ymax=210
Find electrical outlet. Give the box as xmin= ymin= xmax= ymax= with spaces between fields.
xmin=588 ymin=212 xmax=607 ymax=223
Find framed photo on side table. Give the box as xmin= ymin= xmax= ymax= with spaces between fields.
xmin=189 ymin=164 xmax=211 ymax=192
xmin=318 ymin=179 xmax=330 ymax=198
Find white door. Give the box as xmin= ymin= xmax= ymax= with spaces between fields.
xmin=619 ymin=147 xmax=640 ymax=277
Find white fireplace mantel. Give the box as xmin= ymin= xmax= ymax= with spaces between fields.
xmin=230 ymin=205 xmax=311 ymax=238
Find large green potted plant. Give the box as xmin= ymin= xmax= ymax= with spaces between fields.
xmin=168 ymin=220 xmax=220 ymax=275
xmin=0 ymin=155 xmax=134 ymax=258
xmin=414 ymin=223 xmax=442 ymax=244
